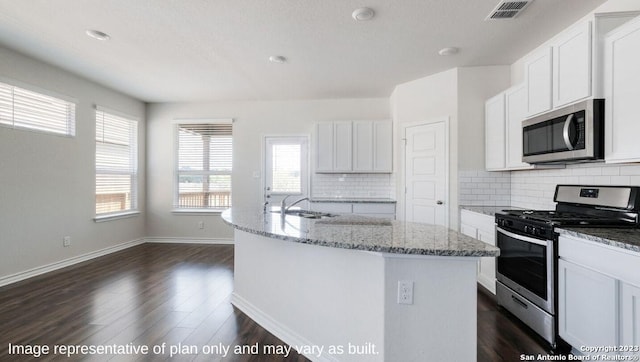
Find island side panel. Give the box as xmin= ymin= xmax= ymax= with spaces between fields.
xmin=232 ymin=230 xmax=386 ymax=362
xmin=383 ymin=255 xmax=479 ymax=362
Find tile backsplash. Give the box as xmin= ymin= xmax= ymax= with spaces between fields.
xmin=459 ymin=170 xmax=511 ymax=206
xmin=460 ymin=163 xmax=640 ymax=210
xmin=311 ymin=173 xmax=395 ymax=199
xmin=511 ymin=163 xmax=640 ymax=209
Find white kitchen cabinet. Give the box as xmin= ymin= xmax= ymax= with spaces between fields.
xmin=353 ymin=121 xmax=373 ymax=172
xmin=372 ymin=121 xmax=393 ymax=172
xmin=485 ymin=92 xmax=506 ymax=171
xmin=558 ymin=259 xmax=618 ymax=348
xmin=504 ymin=84 xmax=532 ymax=169
xmin=485 ymin=85 xmax=536 ymax=171
xmin=525 ymin=47 xmax=553 ymax=117
xmin=315 ymin=120 xmax=392 ymax=173
xmin=334 ymin=121 xmax=353 ymax=172
xmin=604 ymin=15 xmax=640 ymax=163
xmin=621 ymin=282 xmax=640 ymax=347
xmin=460 ymin=209 xmax=496 ymax=294
xmin=558 ymin=233 xmax=640 ymax=355
xmin=553 ymin=21 xmax=592 ymax=108
xmin=310 ymin=202 xmax=396 ymax=219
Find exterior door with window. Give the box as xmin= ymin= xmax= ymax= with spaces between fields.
xmin=264 ymin=136 xmax=309 ymax=211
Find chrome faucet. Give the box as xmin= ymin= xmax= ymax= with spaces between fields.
xmin=280 ymin=195 xmax=309 ymax=217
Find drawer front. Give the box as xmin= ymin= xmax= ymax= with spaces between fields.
xmin=559 ymin=234 xmax=640 ymax=286
xmin=460 ymin=210 xmax=495 ymax=231
xmin=352 ymin=203 xmax=396 ymax=214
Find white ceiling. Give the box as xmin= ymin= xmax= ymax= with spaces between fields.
xmin=0 ymin=0 xmax=605 ymax=103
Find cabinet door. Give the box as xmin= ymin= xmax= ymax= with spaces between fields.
xmin=553 ymin=21 xmax=592 ymax=108
xmin=604 ymin=17 xmax=640 ymax=163
xmin=333 ymin=121 xmax=352 ymax=172
xmin=316 ymin=123 xmax=335 ymax=172
xmin=485 ymin=92 xmax=506 ymax=171
xmin=373 ymin=121 xmax=393 ymax=172
xmin=460 ymin=223 xmax=477 ymax=238
xmin=505 ymin=85 xmax=531 ymax=169
xmin=353 ymin=121 xmax=373 ymax=172
xmin=526 ymin=47 xmax=553 ymax=117
xmin=477 ymin=229 xmax=496 ymax=294
xmin=558 ymin=259 xmax=618 ymax=348
xmin=621 ymin=282 xmax=640 ymax=347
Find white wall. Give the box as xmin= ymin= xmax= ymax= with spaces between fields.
xmin=0 ymin=46 xmax=146 ymax=281
xmin=145 ymin=98 xmax=390 ymax=239
xmin=391 ymin=66 xmax=510 ymax=229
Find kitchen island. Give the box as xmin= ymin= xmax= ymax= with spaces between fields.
xmin=222 ymin=208 xmax=499 ymax=362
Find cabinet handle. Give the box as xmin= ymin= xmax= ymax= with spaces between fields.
xmin=436 ymin=200 xmax=444 ymax=205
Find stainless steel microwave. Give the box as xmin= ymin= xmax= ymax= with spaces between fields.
xmin=522 ymin=99 xmax=604 ymax=164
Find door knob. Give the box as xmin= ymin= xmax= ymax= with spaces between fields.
xmin=436 ymin=200 xmax=444 ymax=205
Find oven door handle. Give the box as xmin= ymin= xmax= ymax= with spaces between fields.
xmin=496 ymin=227 xmax=549 ymax=246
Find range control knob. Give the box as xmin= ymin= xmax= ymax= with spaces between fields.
xmin=524 ymin=225 xmax=532 ymax=234
xmin=531 ymin=227 xmax=538 ymax=236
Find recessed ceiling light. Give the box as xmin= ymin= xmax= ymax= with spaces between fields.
xmin=86 ymin=29 xmax=110 ymax=41
xmin=438 ymin=47 xmax=460 ymax=56
xmin=352 ymin=7 xmax=375 ymax=21
xmin=269 ymin=55 xmax=287 ymax=64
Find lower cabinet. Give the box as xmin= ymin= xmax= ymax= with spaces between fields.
xmin=310 ymin=202 xmax=396 ymax=219
xmin=558 ymin=259 xmax=618 ymax=348
xmin=558 ymin=234 xmax=640 ymax=356
xmin=460 ymin=209 xmax=496 ymax=294
xmin=622 ymin=282 xmax=640 ymax=347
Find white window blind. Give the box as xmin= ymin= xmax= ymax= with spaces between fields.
xmin=95 ymin=108 xmax=138 ymax=215
xmin=175 ymin=123 xmax=232 ymax=210
xmin=0 ymin=80 xmax=76 ymax=136
xmin=271 ymin=144 xmax=301 ymax=193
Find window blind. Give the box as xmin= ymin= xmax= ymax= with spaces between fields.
xmin=0 ymin=80 xmax=75 ymax=136
xmin=95 ymin=109 xmax=138 ymax=215
xmin=175 ymin=123 xmax=232 ymax=209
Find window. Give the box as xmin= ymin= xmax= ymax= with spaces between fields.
xmin=95 ymin=108 xmax=138 ymax=216
xmin=175 ymin=122 xmax=232 ymax=210
xmin=0 ymin=80 xmax=76 ymax=136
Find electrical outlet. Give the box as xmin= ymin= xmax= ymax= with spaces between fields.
xmin=197 ymin=221 xmax=204 ymax=229
xmin=397 ymin=280 xmax=413 ymax=305
xmin=63 ymin=236 xmax=71 ymax=247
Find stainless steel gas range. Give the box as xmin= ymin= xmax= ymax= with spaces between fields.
xmin=495 ymin=185 xmax=640 ymax=349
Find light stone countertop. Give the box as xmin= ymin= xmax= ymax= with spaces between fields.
xmin=221 ymin=208 xmax=500 ymax=257
xmin=556 ymin=227 xmax=640 ymax=254
xmin=460 ymin=205 xmax=523 ymax=217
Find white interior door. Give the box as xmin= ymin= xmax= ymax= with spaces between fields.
xmin=264 ymin=136 xmax=309 ymax=210
xmin=404 ymin=121 xmax=448 ymax=226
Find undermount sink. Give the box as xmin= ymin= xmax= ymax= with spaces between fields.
xmin=271 ymin=209 xmax=337 ymax=219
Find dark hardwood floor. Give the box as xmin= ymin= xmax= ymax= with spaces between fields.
xmin=0 ymin=244 xmax=552 ymax=361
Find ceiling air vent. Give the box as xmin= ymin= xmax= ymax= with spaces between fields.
xmin=485 ymin=0 xmax=533 ymax=20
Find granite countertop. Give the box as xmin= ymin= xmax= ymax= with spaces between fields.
xmin=309 ymin=198 xmax=396 ymax=203
xmin=556 ymin=227 xmax=640 ymax=254
xmin=221 ymin=208 xmax=499 ymax=257
xmin=460 ymin=205 xmax=515 ymax=217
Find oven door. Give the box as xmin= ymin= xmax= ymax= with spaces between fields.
xmin=496 ymin=227 xmax=554 ymax=314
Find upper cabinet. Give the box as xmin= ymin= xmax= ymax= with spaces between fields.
xmin=525 ymin=47 xmax=554 ymax=117
xmin=604 ymin=15 xmax=640 ymax=163
xmin=526 ymin=22 xmax=592 ymax=117
xmin=316 ymin=120 xmax=392 ymax=173
xmin=485 ymin=84 xmax=536 ymax=171
xmin=553 ymin=21 xmax=592 ymax=108
xmin=505 ymin=85 xmax=531 ymax=169
xmin=485 ymin=93 xmax=506 ymax=171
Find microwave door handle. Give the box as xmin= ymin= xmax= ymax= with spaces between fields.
xmin=563 ymin=114 xmax=575 ymax=150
